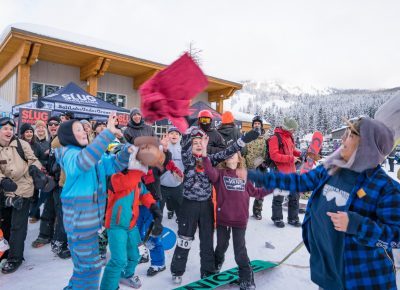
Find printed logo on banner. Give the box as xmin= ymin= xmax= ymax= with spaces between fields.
xmin=54 ymin=103 xmax=113 ymax=116
xmin=116 ymin=113 xmax=130 ymax=126
xmin=19 ymin=108 xmax=50 ymax=126
xmin=61 ymin=93 xmax=98 ymax=105
xmin=223 ymin=176 xmax=245 ymax=191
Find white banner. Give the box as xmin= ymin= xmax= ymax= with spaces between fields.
xmin=54 ymin=102 xmax=114 ymax=116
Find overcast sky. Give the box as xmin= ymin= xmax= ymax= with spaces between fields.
xmin=1 ymin=0 xmax=400 ymax=89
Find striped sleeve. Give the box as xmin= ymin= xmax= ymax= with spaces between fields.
xmin=210 ymin=141 xmax=241 ymax=166
xmin=101 ymin=144 xmax=131 ymax=175
xmin=248 ymin=165 xmax=323 ymax=193
xmin=76 ymin=129 xmax=115 ymax=171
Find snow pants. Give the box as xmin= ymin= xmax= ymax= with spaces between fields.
xmin=214 ymin=225 xmax=252 ymax=283
xmin=272 ymin=192 xmax=300 ymax=222
xmin=137 ymin=204 xmax=165 ymax=266
xmin=62 ymin=195 xmax=104 ymax=290
xmin=170 ymin=198 xmax=216 ymax=277
xmin=0 ymin=197 xmax=30 ymax=262
xmin=160 ymin=184 xmax=183 ymax=218
xmin=100 ymin=227 xmax=141 ymax=290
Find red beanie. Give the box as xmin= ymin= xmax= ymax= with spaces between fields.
xmin=221 ymin=111 xmax=234 ymax=124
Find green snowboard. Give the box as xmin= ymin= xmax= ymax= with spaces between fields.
xmin=173 ymin=260 xmax=278 ymax=290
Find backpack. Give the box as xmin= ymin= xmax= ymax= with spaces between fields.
xmin=264 ymin=132 xmax=284 ymax=171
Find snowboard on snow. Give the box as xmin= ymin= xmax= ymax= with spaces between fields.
xmin=144 ymin=222 xmax=177 ymax=251
xmin=173 ymin=260 xmax=278 ymax=290
xmin=284 ymin=131 xmax=323 ymax=211
xmin=173 ymin=241 xmax=305 ymax=290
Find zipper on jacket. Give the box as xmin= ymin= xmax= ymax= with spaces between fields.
xmin=116 ymin=206 xmax=122 ymax=225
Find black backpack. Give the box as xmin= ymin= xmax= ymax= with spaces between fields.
xmin=264 ymin=132 xmax=284 ymax=171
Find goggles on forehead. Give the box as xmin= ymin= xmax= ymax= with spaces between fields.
xmin=0 ymin=117 xmax=16 ymax=127
xmin=198 ymin=117 xmax=211 ymax=124
xmin=191 ymin=128 xmax=206 ymax=139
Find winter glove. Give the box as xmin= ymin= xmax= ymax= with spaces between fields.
xmin=237 ymin=129 xmax=260 ymax=147
xmin=165 ymin=160 xmax=183 ymax=178
xmin=149 ymin=203 xmax=163 ymax=236
xmin=29 ymin=165 xmax=47 ymax=190
xmin=5 ymin=196 xmax=23 ymax=210
xmin=0 ymin=177 xmax=17 ymax=192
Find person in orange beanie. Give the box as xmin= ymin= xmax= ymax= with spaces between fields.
xmin=218 ymin=111 xmax=242 ymax=146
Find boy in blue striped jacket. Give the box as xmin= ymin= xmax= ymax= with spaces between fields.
xmin=56 ymin=112 xmax=135 ymax=290
xmin=249 ymin=117 xmax=400 ymax=290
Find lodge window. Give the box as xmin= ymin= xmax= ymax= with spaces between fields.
xmin=96 ymin=91 xmax=127 ymax=108
xmin=31 ymin=82 xmax=62 ymax=100
xmin=152 ymin=124 xmax=168 ymax=137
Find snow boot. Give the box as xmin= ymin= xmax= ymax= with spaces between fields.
xmin=146 ymin=265 xmax=166 ymax=276
xmin=120 ymin=275 xmax=142 ymax=288
xmin=1 ymin=259 xmax=22 ymax=274
xmin=167 ymin=211 xmax=174 ymax=219
xmin=273 ymin=220 xmax=285 ymax=228
xmin=58 ymin=246 xmax=71 ymax=259
xmin=172 ymin=275 xmax=182 ymax=285
xmin=239 ymin=280 xmax=256 ymax=290
xmin=32 ymin=237 xmax=51 ymax=248
xmin=288 ymin=219 xmax=302 ymax=227
xmin=139 ymin=252 xmax=149 ymax=264
xmin=253 ymin=213 xmax=262 ymax=220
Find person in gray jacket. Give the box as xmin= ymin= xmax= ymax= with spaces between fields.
xmin=123 ymin=108 xmax=155 ymax=144
xmin=160 ymin=127 xmax=184 ymax=221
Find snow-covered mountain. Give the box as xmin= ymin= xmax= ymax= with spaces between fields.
xmin=226 ymin=80 xmax=399 ymax=136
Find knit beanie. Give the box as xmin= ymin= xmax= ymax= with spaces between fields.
xmin=20 ymin=123 xmax=34 ymax=136
xmin=168 ymin=126 xmax=181 ymax=135
xmin=221 ymin=111 xmax=234 ymax=124
xmin=130 ymin=107 xmax=142 ymax=117
xmin=47 ymin=116 xmax=61 ymax=124
xmin=58 ymin=120 xmax=84 ymax=147
xmin=282 ymin=117 xmax=298 ymax=131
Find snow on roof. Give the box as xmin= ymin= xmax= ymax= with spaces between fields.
xmin=0 ymin=23 xmax=161 ymax=66
xmin=231 ymin=110 xmax=271 ymax=125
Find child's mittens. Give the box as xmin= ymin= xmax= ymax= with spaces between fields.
xmin=273 ymin=189 xmax=290 ymax=197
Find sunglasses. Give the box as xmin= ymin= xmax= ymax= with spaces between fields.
xmin=199 ymin=117 xmax=211 ymax=124
xmin=48 ymin=122 xmax=59 ymax=127
xmin=0 ymin=117 xmax=16 ymax=127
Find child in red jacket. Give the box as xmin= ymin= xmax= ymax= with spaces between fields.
xmin=202 ymin=135 xmax=271 ymax=290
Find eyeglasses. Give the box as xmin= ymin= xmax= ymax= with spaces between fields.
xmin=198 ymin=117 xmax=211 ymax=124
xmin=0 ymin=117 xmax=16 ymax=127
xmin=48 ymin=122 xmax=59 ymax=127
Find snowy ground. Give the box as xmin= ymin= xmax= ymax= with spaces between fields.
xmin=1 ymin=164 xmax=399 ymax=290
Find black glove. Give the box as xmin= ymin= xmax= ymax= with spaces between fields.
xmin=149 ymin=203 xmax=163 ymax=236
xmin=0 ymin=177 xmax=18 ymax=192
xmin=241 ymin=129 xmax=260 ymax=144
xmin=5 ymin=196 xmax=23 ymax=210
xmin=29 ymin=165 xmax=47 ymax=190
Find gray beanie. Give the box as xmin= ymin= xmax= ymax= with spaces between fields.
xmin=282 ymin=117 xmax=298 ymax=131
xmin=130 ymin=107 xmax=141 ymax=118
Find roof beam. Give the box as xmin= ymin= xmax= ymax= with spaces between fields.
xmin=80 ymin=57 xmax=104 ymax=80
xmin=208 ymin=88 xmax=235 ymax=103
xmin=98 ymin=58 xmax=111 ymax=77
xmin=133 ymin=69 xmax=159 ymax=90
xmin=0 ymin=40 xmax=31 ymax=84
xmin=27 ymin=43 xmax=41 ymax=65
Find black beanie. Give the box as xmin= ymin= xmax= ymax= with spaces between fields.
xmin=48 ymin=116 xmax=61 ymax=124
xmin=58 ymin=120 xmax=84 ymax=148
xmin=20 ymin=123 xmax=34 ymax=136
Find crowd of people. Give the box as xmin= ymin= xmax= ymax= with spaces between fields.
xmin=0 ymin=106 xmax=399 ymax=290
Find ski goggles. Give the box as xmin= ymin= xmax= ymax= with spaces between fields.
xmin=0 ymin=117 xmax=16 ymax=127
xmin=198 ymin=117 xmax=211 ymax=124
xmin=191 ymin=128 xmax=206 ymax=139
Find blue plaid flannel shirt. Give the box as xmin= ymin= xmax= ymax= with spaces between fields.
xmin=249 ymin=165 xmax=400 ymax=290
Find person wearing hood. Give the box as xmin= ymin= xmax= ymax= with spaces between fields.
xmin=123 ymin=108 xmax=155 ymax=144
xmin=248 ymin=117 xmax=400 ymax=290
xmin=269 ymin=117 xmax=302 ymax=228
xmin=217 ymin=111 xmax=242 ymax=146
xmin=55 ymin=112 xmax=134 ymax=290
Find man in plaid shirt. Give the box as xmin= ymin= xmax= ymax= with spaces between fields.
xmin=249 ymin=117 xmax=399 ymax=290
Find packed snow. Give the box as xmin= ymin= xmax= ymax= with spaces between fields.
xmin=1 ymin=164 xmax=399 ymax=290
